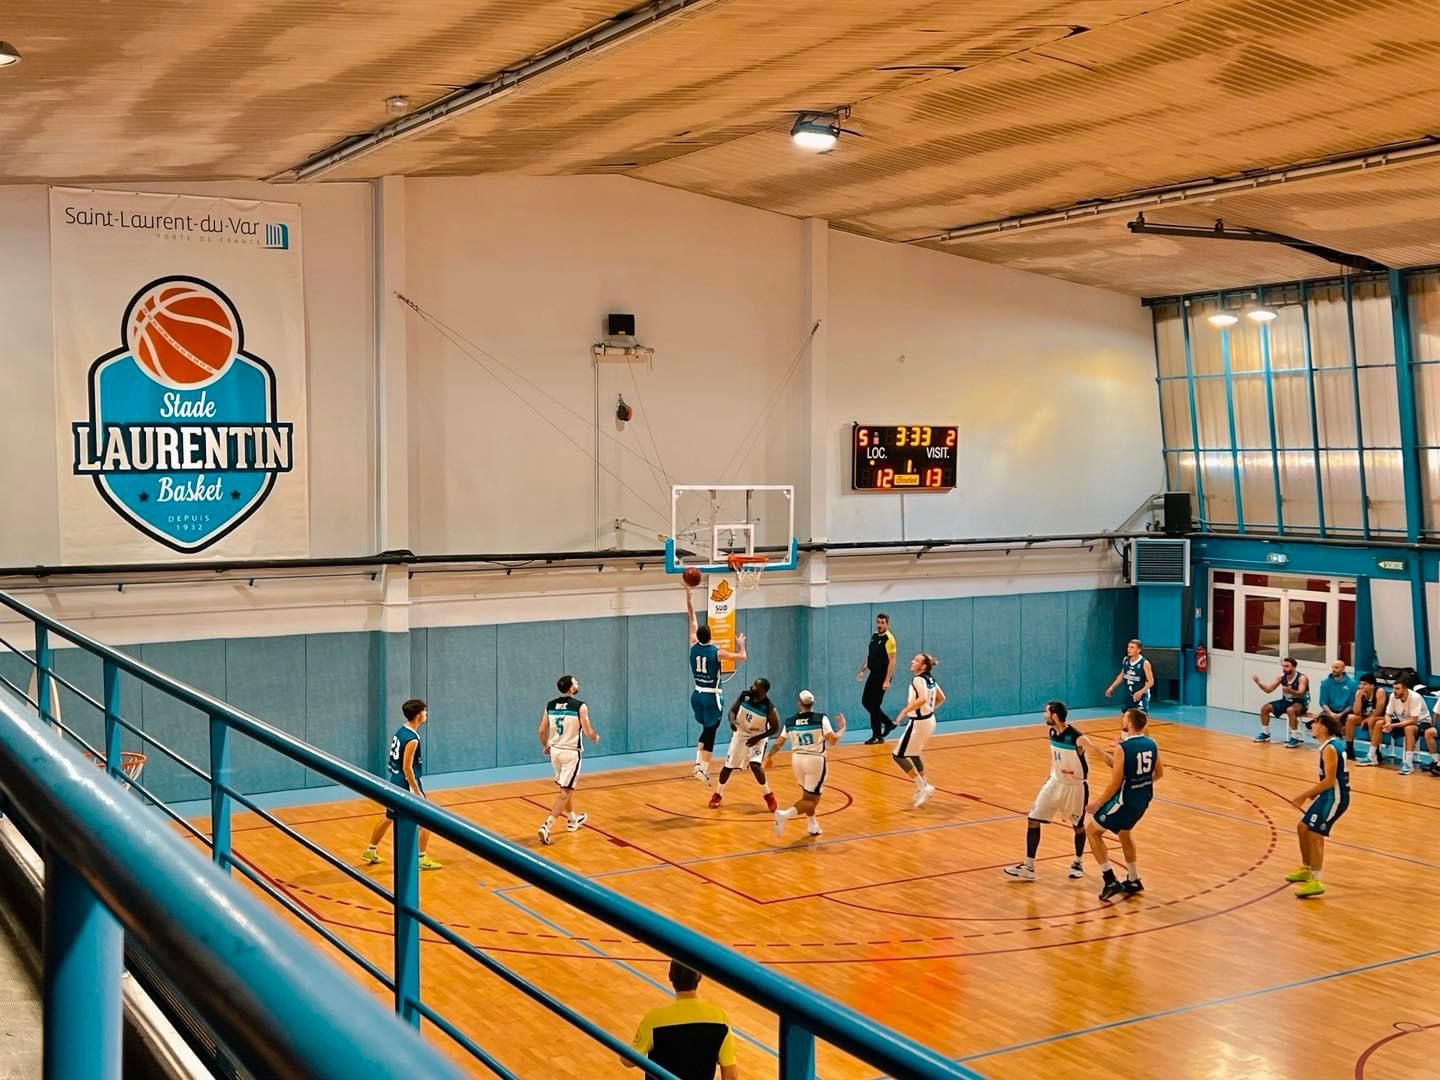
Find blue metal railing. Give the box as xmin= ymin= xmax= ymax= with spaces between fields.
xmin=0 ymin=590 xmax=979 ymax=1080
xmin=0 ymin=678 xmax=466 ymax=1080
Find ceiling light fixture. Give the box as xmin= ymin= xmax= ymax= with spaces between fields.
xmin=1208 ymin=312 xmax=1239 ymax=328
xmin=791 ymin=113 xmax=840 ymax=152
xmin=0 ymin=41 xmax=21 ymax=67
xmin=1246 ymin=306 xmax=1279 ymax=322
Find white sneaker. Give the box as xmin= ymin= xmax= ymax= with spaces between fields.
xmin=1068 ymin=860 xmax=1085 ymax=879
xmin=538 ymin=822 xmax=552 ymax=845
xmin=566 ymin=813 xmax=587 ymax=833
xmin=693 ymin=764 xmax=709 ymax=783
xmin=913 ymin=782 xmax=936 ymax=808
xmin=807 ymin=819 xmax=822 ymax=837
xmin=773 ymin=810 xmax=788 ymax=836
xmin=1003 ymin=863 xmax=1036 ymax=881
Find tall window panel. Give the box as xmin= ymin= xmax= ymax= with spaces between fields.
xmin=1150 ymin=275 xmax=1405 ymax=537
xmin=1409 ymin=271 xmax=1440 ymax=536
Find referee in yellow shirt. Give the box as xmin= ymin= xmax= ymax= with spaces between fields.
xmin=857 ymin=612 xmax=898 ymax=744
xmin=628 ymin=961 xmax=738 ymax=1080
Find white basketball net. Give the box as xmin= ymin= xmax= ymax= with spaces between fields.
xmin=729 ymin=558 xmax=766 ymax=592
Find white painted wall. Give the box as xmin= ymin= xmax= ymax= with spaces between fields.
xmin=0 ymin=181 xmax=377 ymax=565
xmin=402 ymin=176 xmax=810 ymax=554
xmin=825 ymin=232 xmax=1161 ymax=542
xmin=0 ymin=174 xmax=1152 ymax=644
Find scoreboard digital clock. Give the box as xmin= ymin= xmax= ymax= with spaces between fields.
xmin=852 ymin=424 xmax=958 ymax=491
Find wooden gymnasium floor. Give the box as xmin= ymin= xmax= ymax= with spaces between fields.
xmin=196 ymin=713 xmax=1440 ymax=1079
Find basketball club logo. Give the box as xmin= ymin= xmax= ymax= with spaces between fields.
xmin=71 ymin=275 xmax=294 ymax=552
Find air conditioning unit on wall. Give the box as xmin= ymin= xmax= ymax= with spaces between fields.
xmin=1131 ymin=538 xmax=1190 ymax=586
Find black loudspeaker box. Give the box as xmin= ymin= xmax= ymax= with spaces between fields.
xmin=1163 ymin=491 xmax=1193 ymax=535
xmin=607 ymin=313 xmax=635 ymax=337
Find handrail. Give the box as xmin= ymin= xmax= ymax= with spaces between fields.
xmin=0 ymin=680 xmax=465 ymax=1080
xmin=0 ymin=587 xmax=980 ymax=1079
xmin=0 ymin=528 xmax=1147 ymax=579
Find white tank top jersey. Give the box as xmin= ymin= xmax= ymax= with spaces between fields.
xmin=785 ymin=711 xmax=834 ymax=756
xmin=545 ymin=695 xmax=584 ymax=752
xmin=735 ymin=694 xmax=772 ymax=737
xmin=908 ymin=674 xmax=938 ymax=719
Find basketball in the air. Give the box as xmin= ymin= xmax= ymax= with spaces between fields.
xmin=127 ymin=280 xmax=239 ymax=387
xmin=683 ymin=567 xmax=703 ymax=587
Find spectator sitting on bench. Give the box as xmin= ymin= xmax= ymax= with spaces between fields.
xmin=1319 ymin=660 xmax=1357 ymax=754
xmin=1350 ymin=673 xmax=1389 ymax=767
xmin=1253 ymin=658 xmax=1310 ymax=748
xmin=1378 ymin=675 xmax=1431 ymax=775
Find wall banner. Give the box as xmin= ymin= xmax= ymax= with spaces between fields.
xmin=50 ymin=187 xmax=309 ymax=561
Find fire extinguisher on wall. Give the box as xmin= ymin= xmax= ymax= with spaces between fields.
xmin=1195 ymin=644 xmax=1208 ymax=673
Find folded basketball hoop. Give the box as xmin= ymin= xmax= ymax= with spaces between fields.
xmin=84 ymin=750 xmax=147 ymax=791
xmin=727 ymin=554 xmax=768 ymax=592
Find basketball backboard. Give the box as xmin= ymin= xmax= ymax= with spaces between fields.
xmin=665 ymin=484 xmax=797 ymax=574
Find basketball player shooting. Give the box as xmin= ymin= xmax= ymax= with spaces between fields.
xmin=685 ymin=579 xmax=746 ymax=783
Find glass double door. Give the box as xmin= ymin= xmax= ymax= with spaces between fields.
xmin=1207 ymin=572 xmax=1356 ymax=712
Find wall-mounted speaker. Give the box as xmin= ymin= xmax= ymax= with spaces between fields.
xmin=606 ymin=313 xmax=635 ymax=337
xmin=1163 ymin=491 xmax=1193 ymax=536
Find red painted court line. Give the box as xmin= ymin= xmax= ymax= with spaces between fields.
xmin=1159 ymin=745 xmax=1440 ymax=811
xmin=1354 ymin=1020 xmax=1440 ymax=1078
xmin=645 ymin=785 xmax=855 ymax=822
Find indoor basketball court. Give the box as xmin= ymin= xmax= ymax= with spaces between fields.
xmin=198 ymin=714 xmax=1440 ymax=1078
xmin=3 ymin=4 xmax=1440 ymax=1080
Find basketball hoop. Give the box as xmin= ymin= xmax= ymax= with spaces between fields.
xmin=727 ymin=554 xmax=768 ymax=592
xmin=84 ymin=750 xmax=147 ymax=791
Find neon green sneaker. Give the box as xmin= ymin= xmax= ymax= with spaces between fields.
xmin=1294 ymin=879 xmax=1326 ymax=899
xmin=418 ymin=854 xmax=443 ymax=871
xmin=1284 ymin=866 xmax=1312 ymax=883
xmin=361 ymin=848 xmax=383 ymax=865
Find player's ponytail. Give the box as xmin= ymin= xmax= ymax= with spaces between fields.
xmin=915 ymin=653 xmax=937 ymax=676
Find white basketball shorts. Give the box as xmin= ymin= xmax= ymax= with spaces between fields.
xmin=551 ymin=748 xmax=582 ymax=790
xmin=894 ymin=715 xmax=936 ymax=757
xmin=1029 ymin=777 xmax=1086 ymax=826
xmin=791 ymin=754 xmax=828 ymax=795
xmin=724 ymin=729 xmax=767 ymax=770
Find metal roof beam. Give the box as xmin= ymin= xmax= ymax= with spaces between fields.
xmin=918 ymin=136 xmax=1440 ymax=245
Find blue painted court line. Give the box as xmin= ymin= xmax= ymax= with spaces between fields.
xmin=954 ymin=944 xmax=1440 ymax=1065
xmin=491 ymin=887 xmax=782 ymax=1065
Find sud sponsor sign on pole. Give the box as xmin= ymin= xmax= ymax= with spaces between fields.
xmin=51 ymin=187 xmax=309 ymax=562
xmin=706 ymin=575 xmax=738 ymax=675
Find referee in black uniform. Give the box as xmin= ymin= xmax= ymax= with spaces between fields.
xmin=856 ymin=613 xmax=898 ymax=745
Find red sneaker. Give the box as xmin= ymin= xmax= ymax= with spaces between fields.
xmin=764 ymin=792 xmax=779 ymax=812
xmin=708 ymin=793 xmax=722 ymax=809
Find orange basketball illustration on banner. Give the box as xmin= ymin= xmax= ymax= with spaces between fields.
xmin=126 ymin=280 xmax=239 ymax=387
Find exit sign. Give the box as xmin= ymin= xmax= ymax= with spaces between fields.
xmin=1265 ymin=552 xmax=1289 ymax=565
xmin=1376 ymin=559 xmax=1407 ymax=571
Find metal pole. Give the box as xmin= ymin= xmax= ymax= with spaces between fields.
xmin=778 ymin=1017 xmax=817 ymax=1080
xmin=1387 ymin=270 xmax=1431 ymax=670
xmin=209 ymin=715 xmax=232 ymax=873
xmin=393 ymin=815 xmax=421 ymax=1027
xmin=1256 ymin=286 xmax=1285 ymax=533
xmin=1343 ymin=278 xmax=1372 ymax=539
xmin=102 ymin=661 xmax=122 ymax=781
xmin=35 ymin=625 xmax=53 ymax=727
xmin=1180 ymin=301 xmax=1208 ymax=527
xmin=1218 ymin=313 xmax=1246 ymax=532
xmin=1299 ymin=282 xmax=1327 ymax=535
xmin=1150 ymin=309 xmax=1173 ymax=491
xmin=43 ymin=853 xmax=123 ymax=1080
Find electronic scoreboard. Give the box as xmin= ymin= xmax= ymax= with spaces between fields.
xmin=851 ymin=424 xmax=957 ymax=491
